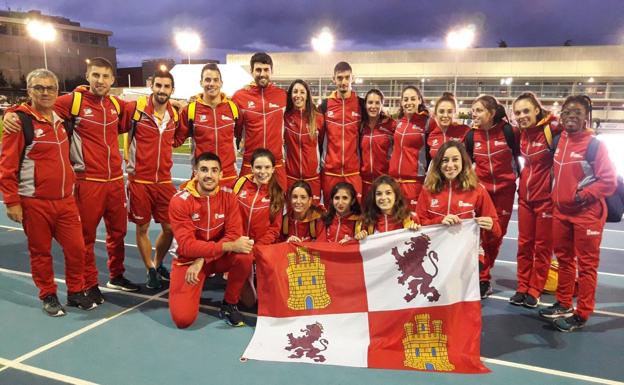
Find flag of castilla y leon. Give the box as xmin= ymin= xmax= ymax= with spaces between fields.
xmin=242 ymin=221 xmax=488 ymax=374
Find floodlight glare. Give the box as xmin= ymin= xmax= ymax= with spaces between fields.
xmin=446 ymin=25 xmax=475 ymax=50
xmin=27 ymin=19 xmax=56 ymax=69
xmin=175 ymin=31 xmax=201 ymax=64
xmin=311 ymin=27 xmax=334 ymax=54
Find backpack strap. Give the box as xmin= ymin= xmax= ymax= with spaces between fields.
xmin=309 ymin=219 xmax=316 ymax=239
xmin=124 ymin=96 xmax=149 ymax=161
xmin=109 ymin=95 xmax=121 ymax=115
xmin=15 ymin=112 xmax=34 ymax=172
xmin=233 ymin=176 xmax=248 ymax=195
xmin=319 ymin=98 xmax=328 ymax=114
xmin=70 ymin=92 xmax=82 ymax=117
xmin=282 ymin=214 xmax=289 ymax=237
xmin=227 ymin=100 xmax=239 ymax=120
xmin=424 ymin=116 xmax=432 ymax=168
xmin=502 ymin=123 xmax=521 ymax=174
xmin=465 ymin=129 xmax=475 ymax=162
xmin=187 ymin=101 xmax=197 ymax=138
xmin=585 ymin=137 xmax=600 ymax=164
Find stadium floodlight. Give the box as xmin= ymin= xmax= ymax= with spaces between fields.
xmin=312 ymin=27 xmax=334 ymax=99
xmin=175 ymin=31 xmax=201 ymax=64
xmin=447 ymin=25 xmax=475 ymax=96
xmin=159 ymin=64 xmax=167 ymax=71
xmin=27 ymin=19 xmax=56 ymax=70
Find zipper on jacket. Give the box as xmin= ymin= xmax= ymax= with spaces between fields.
xmin=207 ymin=195 xmax=211 ymax=239
xmin=525 ymin=132 xmax=533 ymax=201
xmin=341 ymin=98 xmax=345 ymax=175
xmin=101 ymin=98 xmax=111 ymax=180
xmin=334 ymin=216 xmax=342 ymax=242
xmin=214 ymin=106 xmax=219 ymax=156
xmin=397 ymin=122 xmax=406 ymax=177
xmin=447 ymin=181 xmax=453 ymax=215
xmin=247 ymin=185 xmax=261 ymax=237
xmin=554 ymin=135 xmax=569 ymax=207
xmin=262 ymin=88 xmax=267 ymax=148
xmin=53 ymin=121 xmax=66 ymax=197
xmin=299 ymin=110 xmax=304 ymax=178
xmin=369 ymin=127 xmax=374 ymax=176
xmin=485 ymin=130 xmax=496 ymax=194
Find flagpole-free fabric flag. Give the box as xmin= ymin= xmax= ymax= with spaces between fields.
xmin=242 ymin=221 xmax=489 ymax=374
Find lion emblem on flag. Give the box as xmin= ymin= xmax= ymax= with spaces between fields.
xmin=392 ymin=234 xmax=441 ymax=302
xmin=285 ymin=322 xmax=329 ymax=362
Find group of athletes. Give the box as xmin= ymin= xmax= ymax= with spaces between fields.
xmin=0 ymin=52 xmax=617 ymax=333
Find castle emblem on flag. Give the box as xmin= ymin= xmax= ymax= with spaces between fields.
xmin=285 ymin=322 xmax=329 ymax=362
xmin=402 ymin=314 xmax=455 ymax=371
xmin=286 ymin=247 xmax=331 ymax=310
xmin=393 ymin=234 xmax=441 ymax=302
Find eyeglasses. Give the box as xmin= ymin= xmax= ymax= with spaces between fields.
xmin=29 ymin=85 xmax=58 ymax=94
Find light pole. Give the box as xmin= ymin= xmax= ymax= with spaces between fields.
xmin=446 ymin=26 xmax=475 ymax=97
xmin=175 ymin=31 xmax=200 ymax=64
xmin=311 ymin=27 xmax=334 ymax=101
xmin=27 ymin=20 xmax=56 ymax=70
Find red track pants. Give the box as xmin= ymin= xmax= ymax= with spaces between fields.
xmin=480 ymin=184 xmax=515 ymax=282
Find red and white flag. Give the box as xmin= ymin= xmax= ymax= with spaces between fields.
xmin=242 ymin=221 xmax=489 ymax=373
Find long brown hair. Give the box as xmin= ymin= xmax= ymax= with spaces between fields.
xmin=287 ymin=180 xmax=323 ymax=218
xmin=286 ymin=79 xmax=318 ymax=136
xmin=361 ymin=88 xmax=389 ymax=128
xmin=424 ymin=141 xmax=478 ymax=193
xmin=398 ymin=85 xmax=428 ymax=118
xmin=473 ymin=94 xmax=508 ymax=126
xmin=251 ymin=148 xmax=284 ymax=221
xmin=322 ymin=182 xmax=361 ymax=227
xmin=513 ymin=92 xmax=548 ymax=125
xmin=362 ymin=175 xmax=410 ymax=228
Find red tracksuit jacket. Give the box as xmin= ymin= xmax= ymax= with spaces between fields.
xmin=54 ymin=86 xmax=126 ymax=181
xmin=316 ymin=213 xmax=360 ymax=242
xmin=320 ymin=92 xmax=362 ymax=176
xmin=388 ymin=112 xmax=429 ymax=180
xmin=176 ymin=93 xmax=239 ymax=179
xmin=233 ymin=83 xmax=287 ymax=165
xmin=0 ymin=104 xmax=74 ymax=205
xmin=168 ymin=180 xmax=243 ymax=264
xmin=360 ymin=117 xmax=396 ymax=181
xmin=280 ymin=210 xmax=325 ymax=241
xmin=470 ymin=121 xmax=520 ymax=194
xmin=356 ymin=214 xmax=417 ymax=235
xmin=552 ymin=130 xmax=617 ymax=214
xmin=121 ymin=96 xmax=181 ymax=183
xmin=427 ymin=121 xmax=470 ymax=159
xmin=283 ymin=110 xmax=324 ymax=179
xmin=235 ymin=175 xmax=282 ymax=245
xmin=415 ymin=181 xmax=502 ymax=238
xmin=519 ymin=115 xmax=560 ymax=202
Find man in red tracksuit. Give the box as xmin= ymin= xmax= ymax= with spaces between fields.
xmin=121 ymin=70 xmax=183 ymax=289
xmin=539 ymin=96 xmax=617 ymax=332
xmin=233 ymin=53 xmax=287 ymax=191
xmin=168 ymin=152 xmax=254 ymax=328
xmin=3 ymin=58 xmax=139 ymax=302
xmin=176 ymin=63 xmax=240 ymax=189
xmin=320 ymin=61 xmax=364 ymax=204
xmin=0 ymin=69 xmax=95 ymax=316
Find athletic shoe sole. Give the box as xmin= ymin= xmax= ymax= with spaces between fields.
xmin=106 ymin=282 xmax=140 ymax=292
xmin=43 ymin=308 xmax=66 ymax=317
xmin=539 ymin=310 xmax=573 ymax=319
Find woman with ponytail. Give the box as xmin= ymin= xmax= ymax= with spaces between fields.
xmin=509 ymin=92 xmax=560 ymax=308
xmin=281 ymin=180 xmax=325 ymax=242
xmin=468 ymin=94 xmax=520 ymax=299
xmin=428 ymin=92 xmax=470 ymax=159
xmin=284 ymin=80 xmax=324 ymax=205
xmin=360 ymin=89 xmax=396 ymax=198
xmin=388 ymin=85 xmax=430 ymax=213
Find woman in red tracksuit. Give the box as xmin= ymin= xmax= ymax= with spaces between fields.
xmin=234 ymin=148 xmax=284 ymax=247
xmin=470 ymin=95 xmax=519 ymax=298
xmin=284 ymin=80 xmax=324 ymax=205
xmin=316 ymin=182 xmax=361 ymax=243
xmin=510 ymin=92 xmax=561 ymax=308
xmin=388 ymin=86 xmax=429 ymax=213
xmin=355 ymin=175 xmax=420 ymax=240
xmin=281 ymin=180 xmax=325 ymax=242
xmin=428 ymin=92 xmax=470 ymax=159
xmin=360 ymin=89 xmax=396 ymax=198
xmin=415 ymin=140 xmax=501 ymax=255
xmin=539 ymin=95 xmax=617 ymax=332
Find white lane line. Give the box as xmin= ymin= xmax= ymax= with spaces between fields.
xmin=503 ymin=236 xmax=624 ymax=252
xmin=488 ymin=295 xmax=624 ymax=318
xmin=495 ymin=259 xmax=624 ymax=278
xmin=481 ymin=357 xmax=624 ymax=385
xmin=508 ymin=220 xmax=624 ymax=234
xmin=0 ymin=357 xmax=102 ymax=385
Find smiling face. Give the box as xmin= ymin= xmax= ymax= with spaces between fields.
xmin=27 ymin=76 xmax=58 ymax=112
xmin=401 ymin=88 xmax=421 ymax=116
xmin=440 ymin=146 xmax=463 ymax=181
xmin=86 ymin=65 xmax=114 ymax=97
xmin=200 ymin=69 xmax=223 ymax=99
xmin=251 ymin=156 xmax=274 ymax=185
xmin=471 ymin=101 xmax=494 ymax=129
xmin=252 ymin=63 xmax=272 ymax=88
xmin=151 ymin=76 xmax=173 ymax=105
xmin=290 ymin=187 xmax=312 ymax=216
xmin=375 ymin=183 xmax=396 ymax=215
xmin=560 ymin=101 xmax=588 ymax=133
xmin=332 ymin=188 xmax=354 ymax=216
xmin=291 ymin=82 xmax=307 ymax=110
xmin=435 ymin=100 xmax=455 ymax=128
xmin=195 ymin=159 xmax=222 ymax=195
xmin=513 ymin=99 xmax=540 ymax=129
xmin=366 ymin=93 xmax=382 ymax=119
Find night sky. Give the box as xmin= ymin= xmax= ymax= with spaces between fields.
xmin=11 ymin=0 xmax=624 ymax=67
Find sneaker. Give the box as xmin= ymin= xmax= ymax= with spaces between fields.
xmin=480 ymin=281 xmax=493 ymax=299
xmin=146 ymin=268 xmax=162 ymax=289
xmin=66 ymin=291 xmax=97 ymax=310
xmin=539 ymin=302 xmax=574 ymax=319
xmin=42 ymin=294 xmax=66 ymax=317
xmin=106 ymin=276 xmax=140 ymax=292
xmin=523 ymin=294 xmax=540 ymax=308
xmin=85 ymin=285 xmax=105 ymax=305
xmin=509 ymin=291 xmax=526 ymax=306
xmin=219 ymin=302 xmax=246 ymax=327
xmin=156 ymin=264 xmax=170 ymax=281
xmin=553 ymin=314 xmax=586 ymax=332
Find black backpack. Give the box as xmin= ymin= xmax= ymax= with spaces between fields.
xmin=585 ymin=138 xmax=624 ymax=222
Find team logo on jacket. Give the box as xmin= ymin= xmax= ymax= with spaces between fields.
xmin=532 ymin=142 xmax=545 ymax=148
xmin=586 ymin=229 xmax=600 ymax=236
xmin=569 ymin=151 xmax=583 ymax=159
xmin=285 ymin=322 xmax=328 ymax=362
xmin=34 ymin=128 xmax=45 ymax=138
xmin=393 ymin=234 xmax=441 ymax=302
xmin=269 ymin=102 xmax=280 ymax=109
xmin=430 ymin=199 xmax=439 ymax=208
xmin=110 ymin=108 xmax=118 ymax=115
xmin=199 ymin=114 xmax=207 ymax=122
xmin=327 ymin=111 xmax=334 ymax=117
xmin=458 ymin=200 xmax=473 ymax=208
xmin=247 ymin=101 xmax=256 ymax=109
xmin=215 ymin=213 xmax=225 ymax=219
xmin=222 ymin=115 xmax=232 ymax=121
xmin=239 ymin=190 xmax=248 ymax=199
xmin=494 ymin=140 xmax=507 ymax=147
xmin=475 ymin=142 xmax=482 ymax=149
xmin=351 ymin=111 xmax=360 ymax=117
xmin=191 ymin=213 xmax=200 ymax=221
xmin=432 ymin=139 xmax=439 ymax=146
xmin=83 ymin=108 xmax=93 ymax=117
xmin=541 ymin=212 xmax=552 ymax=218
xmin=261 ymin=197 xmax=271 ymax=203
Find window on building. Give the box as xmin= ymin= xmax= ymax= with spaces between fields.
xmin=72 ymin=32 xmax=79 ymax=42
xmin=79 ymin=33 xmax=88 ymax=44
xmin=89 ymin=34 xmax=99 ymax=45
xmin=0 ymin=23 xmax=8 ymax=35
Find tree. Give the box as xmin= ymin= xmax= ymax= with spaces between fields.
xmin=498 ymin=40 xmax=508 ymax=48
xmin=0 ymin=70 xmax=8 ymax=88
